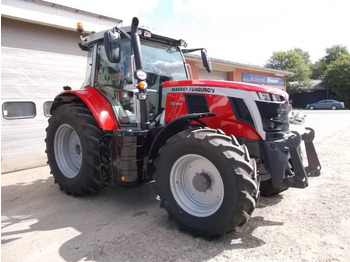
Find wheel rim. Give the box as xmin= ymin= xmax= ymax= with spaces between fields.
xmin=331 ymin=106 xmax=336 ymax=110
xmin=170 ymin=154 xmax=224 ymax=217
xmin=54 ymin=124 xmax=82 ymax=178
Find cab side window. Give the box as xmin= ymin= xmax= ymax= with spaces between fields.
xmin=95 ymin=43 xmax=136 ymax=127
xmin=96 ymin=43 xmax=132 ymax=89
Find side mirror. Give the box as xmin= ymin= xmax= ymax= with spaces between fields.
xmin=201 ymin=49 xmax=212 ymax=73
xmin=104 ymin=30 xmax=121 ymax=63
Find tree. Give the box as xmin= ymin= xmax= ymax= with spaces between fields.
xmin=265 ymin=48 xmax=312 ymax=93
xmin=312 ymin=45 xmax=348 ymax=79
xmin=311 ymin=60 xmax=327 ymax=79
xmin=323 ymin=45 xmax=348 ymax=63
xmin=323 ymin=54 xmax=350 ymax=108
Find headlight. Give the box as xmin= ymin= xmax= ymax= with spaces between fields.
xmin=271 ymin=94 xmax=283 ymax=101
xmin=179 ymin=39 xmax=187 ymax=47
xmin=257 ymin=92 xmax=285 ymax=102
xmin=257 ymin=92 xmax=272 ymax=101
xmin=135 ymin=69 xmax=147 ymax=81
xmin=143 ymin=30 xmax=152 ymax=38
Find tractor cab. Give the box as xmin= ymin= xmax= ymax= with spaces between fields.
xmin=78 ymin=22 xmax=210 ymax=130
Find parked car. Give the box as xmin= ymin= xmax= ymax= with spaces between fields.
xmin=306 ymin=99 xmax=345 ymax=110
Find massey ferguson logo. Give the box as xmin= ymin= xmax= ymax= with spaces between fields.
xmin=171 ymin=86 xmax=215 ymax=93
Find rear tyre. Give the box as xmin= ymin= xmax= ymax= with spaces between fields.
xmin=155 ymin=128 xmax=259 ymax=237
xmin=46 ymin=104 xmax=103 ymax=195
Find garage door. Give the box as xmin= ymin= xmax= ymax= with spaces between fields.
xmin=198 ymin=69 xmax=229 ymax=80
xmin=1 ymin=19 xmax=87 ymax=173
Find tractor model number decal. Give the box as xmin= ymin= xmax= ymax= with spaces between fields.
xmin=170 ymin=102 xmax=182 ymax=106
xmin=171 ymin=86 xmax=215 ymax=94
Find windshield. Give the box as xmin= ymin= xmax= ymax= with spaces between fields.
xmin=95 ymin=39 xmax=187 ymax=88
xmin=141 ymin=41 xmax=188 ymax=81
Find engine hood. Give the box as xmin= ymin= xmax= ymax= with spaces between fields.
xmin=162 ymin=79 xmax=289 ymax=101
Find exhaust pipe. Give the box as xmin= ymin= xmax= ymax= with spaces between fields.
xmin=130 ymin=17 xmax=150 ymax=130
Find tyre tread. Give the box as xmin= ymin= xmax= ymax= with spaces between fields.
xmin=46 ymin=103 xmax=103 ymax=196
xmin=155 ymin=128 xmax=259 ymax=237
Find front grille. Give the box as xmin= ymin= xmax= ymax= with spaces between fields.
xmin=256 ymin=101 xmax=290 ymax=139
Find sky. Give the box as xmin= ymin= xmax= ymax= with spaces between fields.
xmin=52 ymin=0 xmax=350 ymax=66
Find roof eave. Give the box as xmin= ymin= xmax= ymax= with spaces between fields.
xmin=184 ymin=54 xmax=294 ymax=77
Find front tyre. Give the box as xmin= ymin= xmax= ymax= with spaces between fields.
xmin=155 ymin=129 xmax=259 ymax=237
xmin=46 ymin=104 xmax=103 ymax=195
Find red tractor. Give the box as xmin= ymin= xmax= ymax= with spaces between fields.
xmin=46 ymin=18 xmax=320 ymax=237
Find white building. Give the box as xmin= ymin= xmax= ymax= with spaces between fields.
xmin=1 ymin=0 xmax=122 ymax=173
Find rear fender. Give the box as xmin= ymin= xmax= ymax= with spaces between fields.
xmin=51 ymin=87 xmax=119 ymax=130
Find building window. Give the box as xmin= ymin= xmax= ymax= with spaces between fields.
xmin=2 ymin=102 xmax=36 ymax=119
xmin=44 ymin=101 xmax=53 ymax=117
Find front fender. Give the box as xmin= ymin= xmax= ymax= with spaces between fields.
xmin=51 ymin=87 xmax=119 ymax=130
xmin=146 ymin=113 xmax=215 ymax=179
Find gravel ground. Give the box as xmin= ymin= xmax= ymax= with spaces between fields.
xmin=1 ymin=110 xmax=350 ymax=262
